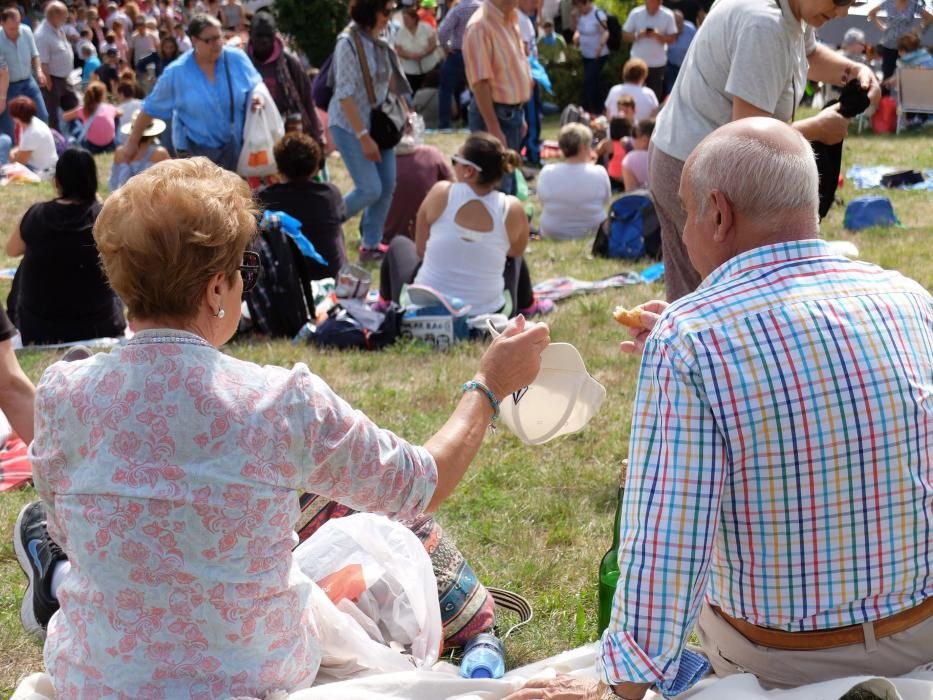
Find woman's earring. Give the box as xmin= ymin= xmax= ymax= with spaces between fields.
xmin=215 ymin=306 xmax=225 ymax=319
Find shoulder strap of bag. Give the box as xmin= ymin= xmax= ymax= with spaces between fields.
xmin=350 ymin=29 xmax=378 ymax=107
xmin=223 ymin=50 xmax=234 ymax=129
xmin=488 ymin=587 xmax=533 ymax=639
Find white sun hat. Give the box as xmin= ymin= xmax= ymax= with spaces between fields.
xmin=489 ymin=321 xmax=606 ymax=445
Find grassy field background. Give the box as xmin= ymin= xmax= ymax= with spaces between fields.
xmin=0 ymin=114 xmax=930 ymax=694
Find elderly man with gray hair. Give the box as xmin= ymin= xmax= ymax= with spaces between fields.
xmin=34 ymin=0 xmax=74 ymax=132
xmin=506 ymin=117 xmax=933 ymax=700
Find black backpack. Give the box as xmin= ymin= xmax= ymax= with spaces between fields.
xmin=312 ymin=53 xmax=335 ymax=111
xmin=243 ymin=216 xmax=317 ymax=338
xmin=592 ymin=190 xmax=662 ymax=260
xmin=596 ymin=9 xmax=623 ymax=52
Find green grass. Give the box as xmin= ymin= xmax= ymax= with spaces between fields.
xmin=0 ymin=116 xmax=931 ymax=694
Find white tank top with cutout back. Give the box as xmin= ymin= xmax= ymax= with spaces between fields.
xmin=414 ymin=182 xmax=512 ymax=315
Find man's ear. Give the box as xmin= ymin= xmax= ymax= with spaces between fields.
xmin=709 ymin=189 xmax=734 ymax=243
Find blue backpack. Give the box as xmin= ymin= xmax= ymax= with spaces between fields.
xmin=592 ymin=190 xmax=662 ymax=260
xmin=843 ymin=196 xmax=899 ymax=230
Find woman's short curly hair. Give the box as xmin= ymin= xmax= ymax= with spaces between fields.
xmin=94 ymin=158 xmax=258 ymax=321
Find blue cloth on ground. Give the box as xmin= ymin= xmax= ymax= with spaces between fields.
xmin=846 ymin=165 xmax=933 ymax=190
xmin=843 ymin=196 xmax=900 ymax=230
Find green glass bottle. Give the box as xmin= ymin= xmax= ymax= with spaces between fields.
xmin=597 ymin=460 xmax=627 ymax=635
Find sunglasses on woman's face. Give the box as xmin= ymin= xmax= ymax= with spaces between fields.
xmin=239 ymin=250 xmax=261 ymax=293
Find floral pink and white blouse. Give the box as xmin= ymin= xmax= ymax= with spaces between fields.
xmin=31 ymin=329 xmax=437 ymax=699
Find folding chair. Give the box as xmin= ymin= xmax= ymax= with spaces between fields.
xmin=895 ymin=66 xmax=933 ymax=134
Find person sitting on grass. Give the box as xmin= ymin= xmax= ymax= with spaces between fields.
xmin=505 ymin=117 xmax=933 ymax=700
xmin=621 ymin=117 xmax=654 ymax=190
xmin=108 ymin=116 xmax=170 ymax=190
xmin=604 ymin=57 xmax=659 ymax=121
xmin=0 ymin=96 xmax=58 ymax=175
xmin=6 ymin=148 xmax=127 ymax=345
xmin=62 ymin=80 xmax=118 ymax=154
xmin=537 ymin=123 xmax=611 ymax=240
xmin=13 ymin=156 xmax=549 ymax=698
xmin=601 ymin=115 xmax=634 ymax=191
xmin=258 ymin=132 xmax=347 ymax=281
xmin=378 ymin=132 xmax=555 ymax=317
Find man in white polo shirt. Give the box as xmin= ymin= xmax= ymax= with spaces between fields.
xmin=622 ymin=0 xmax=676 ymax=100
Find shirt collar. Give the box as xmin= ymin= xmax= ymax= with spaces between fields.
xmin=484 ymin=0 xmax=516 ymax=22
xmin=699 ymin=239 xmax=837 ymax=290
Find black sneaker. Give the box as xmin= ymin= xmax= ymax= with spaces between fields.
xmin=13 ymin=501 xmax=66 ymax=638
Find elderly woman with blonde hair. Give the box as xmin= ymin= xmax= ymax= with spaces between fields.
xmin=14 ymin=157 xmax=549 ymax=698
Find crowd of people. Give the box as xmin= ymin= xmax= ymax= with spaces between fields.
xmin=0 ymin=0 xmax=931 ymax=698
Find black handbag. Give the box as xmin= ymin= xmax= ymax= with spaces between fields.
xmin=351 ymin=30 xmax=405 ymax=150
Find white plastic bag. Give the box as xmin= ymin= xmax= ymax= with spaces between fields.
xmin=293 ymin=513 xmax=442 ymax=677
xmin=237 ymin=82 xmax=284 ymax=177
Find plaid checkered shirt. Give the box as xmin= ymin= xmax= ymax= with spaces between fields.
xmin=599 ymin=239 xmax=933 ymax=692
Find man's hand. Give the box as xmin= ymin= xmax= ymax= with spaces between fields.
xmin=36 ymin=69 xmax=47 ymax=88
xmin=490 ymin=124 xmax=509 ymax=148
xmin=0 ymin=97 xmax=6 ymax=114
xmin=503 ymin=676 xmax=601 ymax=700
xmin=250 ymin=93 xmax=264 ymax=112
xmin=619 ymin=300 xmax=668 ymax=355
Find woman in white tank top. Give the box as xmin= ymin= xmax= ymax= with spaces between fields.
xmin=379 ymin=133 xmax=530 ymax=314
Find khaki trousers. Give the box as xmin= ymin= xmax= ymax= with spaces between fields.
xmin=647 ymin=143 xmax=701 ymax=303
xmin=696 ymin=602 xmax=933 ymax=689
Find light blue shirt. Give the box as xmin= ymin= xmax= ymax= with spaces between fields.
xmin=0 ymin=24 xmax=39 ymax=82
xmin=667 ymin=20 xmax=696 ymax=67
xmin=142 ymin=46 xmax=260 ymax=151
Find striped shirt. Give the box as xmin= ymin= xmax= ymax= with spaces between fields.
xmin=437 ymin=0 xmax=481 ymax=51
xmin=599 ymin=239 xmax=933 ymax=690
xmin=463 ymin=0 xmax=532 ymax=105
xmin=0 ymin=24 xmax=39 ymax=82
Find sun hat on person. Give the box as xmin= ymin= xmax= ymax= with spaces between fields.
xmin=120 ymin=116 xmax=166 ymax=138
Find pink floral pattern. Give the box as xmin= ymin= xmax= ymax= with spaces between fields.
xmin=31 ymin=330 xmax=437 ymax=698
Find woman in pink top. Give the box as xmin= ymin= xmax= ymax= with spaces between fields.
xmin=16 ymin=157 xmax=549 ymax=699
xmin=64 ymin=81 xmax=118 ymax=153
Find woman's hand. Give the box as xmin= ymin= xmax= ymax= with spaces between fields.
xmin=619 ymin=300 xmax=668 ymax=355
xmin=474 ymin=315 xmax=551 ymax=400
xmin=808 ymin=104 xmax=850 ymax=145
xmin=360 ymin=134 xmax=382 ymax=162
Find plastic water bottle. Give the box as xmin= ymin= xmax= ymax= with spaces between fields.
xmin=459 ymin=633 xmax=505 ymax=679
xmin=292 ymin=321 xmax=315 ymax=346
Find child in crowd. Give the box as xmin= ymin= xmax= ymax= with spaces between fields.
xmin=896 ymin=32 xmax=933 ymax=68
xmin=63 ymin=81 xmax=118 ymax=154
xmin=114 ymin=82 xmax=144 ymax=145
xmin=601 ymin=115 xmax=634 ymax=191
xmin=80 ymin=45 xmax=102 ymax=87
xmin=622 ymin=117 xmax=654 ymax=191
xmin=537 ymin=18 xmax=567 ymax=65
xmin=95 ymin=47 xmax=121 ymax=95
xmin=604 ymin=58 xmax=659 ymax=121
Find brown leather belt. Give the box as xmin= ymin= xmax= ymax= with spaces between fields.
xmin=714 ymin=596 xmax=933 ymax=651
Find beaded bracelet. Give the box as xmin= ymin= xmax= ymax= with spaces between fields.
xmin=463 ymin=380 xmax=500 ymax=431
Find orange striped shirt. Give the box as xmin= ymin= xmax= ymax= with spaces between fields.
xmin=462 ymin=0 xmax=533 ymax=105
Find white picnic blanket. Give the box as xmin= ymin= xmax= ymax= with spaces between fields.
xmin=12 ymin=647 xmax=933 ymax=700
